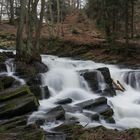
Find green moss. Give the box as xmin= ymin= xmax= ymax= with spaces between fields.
xmin=0 ymin=86 xmax=31 ymax=102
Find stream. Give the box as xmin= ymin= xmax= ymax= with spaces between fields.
xmin=1 ymin=49 xmax=140 ymax=139
xmin=30 ymin=55 xmax=140 ymax=130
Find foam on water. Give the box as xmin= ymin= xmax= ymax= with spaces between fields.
xmin=37 ymin=55 xmax=140 ymax=130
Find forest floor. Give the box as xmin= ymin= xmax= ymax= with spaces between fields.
xmin=0 ymin=12 xmax=140 ymax=140
xmin=0 ymin=12 xmax=140 ymax=67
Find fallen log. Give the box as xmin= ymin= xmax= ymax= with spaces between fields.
xmin=112 ymin=79 xmax=125 ymax=92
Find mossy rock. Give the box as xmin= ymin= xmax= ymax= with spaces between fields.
xmin=0 ymin=76 xmax=18 ymax=92
xmin=0 ymin=86 xmax=39 ymax=119
xmin=0 ymin=116 xmax=45 ymax=140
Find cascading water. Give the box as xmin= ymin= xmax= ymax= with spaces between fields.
xmin=28 ymin=54 xmax=140 ymax=131
xmin=0 ymin=50 xmax=25 ymax=85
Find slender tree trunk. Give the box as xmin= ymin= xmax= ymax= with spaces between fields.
xmin=125 ymin=0 xmax=129 ymax=46
xmin=34 ymin=0 xmax=45 ymax=50
xmin=16 ymin=0 xmax=27 ymax=60
xmin=49 ymin=0 xmax=54 ymax=37
xmin=131 ymin=0 xmax=134 ymax=38
xmin=9 ymin=0 xmax=15 ymax=24
xmin=56 ymin=0 xmax=61 ymax=36
xmin=0 ymin=0 xmax=4 ymax=23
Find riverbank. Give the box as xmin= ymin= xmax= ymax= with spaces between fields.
xmin=40 ymin=38 xmax=140 ymax=68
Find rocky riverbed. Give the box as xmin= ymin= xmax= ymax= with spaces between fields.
xmin=1 ymin=51 xmax=140 ymax=140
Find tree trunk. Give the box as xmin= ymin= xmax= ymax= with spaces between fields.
xmin=16 ymin=0 xmax=27 ymax=61
xmin=34 ymin=0 xmax=45 ymax=50
xmin=125 ymin=0 xmax=129 ymax=46
xmin=49 ymin=0 xmax=54 ymax=37
xmin=9 ymin=0 xmax=15 ymax=24
xmin=0 ymin=0 xmax=4 ymax=23
xmin=131 ymin=0 xmax=134 ymax=38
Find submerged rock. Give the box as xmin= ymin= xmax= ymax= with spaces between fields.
xmin=0 ymin=86 xmax=39 ymax=119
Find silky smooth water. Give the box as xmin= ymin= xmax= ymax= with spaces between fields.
xmin=28 ymin=55 xmax=140 ymax=130
xmin=1 ymin=50 xmax=140 ymax=130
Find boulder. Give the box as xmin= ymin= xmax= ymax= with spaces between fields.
xmin=75 ymin=97 xmax=113 ymax=118
xmin=0 ymin=115 xmax=45 ymax=140
xmin=0 ymin=86 xmax=39 ymax=119
xmin=0 ymin=62 xmax=7 ymax=72
xmin=62 ymin=105 xmax=82 ymax=113
xmin=0 ymin=76 xmax=20 ymax=92
xmin=15 ymin=61 xmax=48 ymax=79
xmin=82 ymin=70 xmax=99 ymax=91
xmin=27 ymin=74 xmax=50 ymax=100
xmin=32 ymin=61 xmax=48 ymax=73
xmin=56 ymin=98 xmax=73 ymax=105
xmin=97 ymin=67 xmax=116 ymax=96
xmin=83 ymin=111 xmax=99 ymax=121
xmin=45 ymin=106 xmax=65 ymax=121
xmin=75 ymin=97 xmax=107 ymax=109
xmin=2 ymin=52 xmax=15 ymax=58
xmin=0 ymin=52 xmax=8 ymax=63
xmin=82 ymin=67 xmax=116 ymax=96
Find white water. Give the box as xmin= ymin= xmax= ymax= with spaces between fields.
xmin=1 ymin=49 xmax=140 ymax=130
xmin=28 ymin=55 xmax=140 ymax=131
xmin=0 ymin=50 xmax=25 ymax=85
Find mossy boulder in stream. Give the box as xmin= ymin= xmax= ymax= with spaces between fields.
xmin=0 ymin=115 xmax=45 ymax=140
xmin=0 ymin=85 xmax=39 ymax=119
xmin=0 ymin=76 xmax=20 ymax=91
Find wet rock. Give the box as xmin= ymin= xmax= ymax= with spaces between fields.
xmin=2 ymin=52 xmax=15 ymax=58
xmin=56 ymin=98 xmax=73 ymax=105
xmin=62 ymin=105 xmax=83 ymax=113
xmin=52 ymin=123 xmax=83 ymax=139
xmin=75 ymin=97 xmax=113 ymax=118
xmin=27 ymin=74 xmax=50 ymax=100
xmin=15 ymin=61 xmax=48 ymax=79
xmin=84 ymin=111 xmax=99 ymax=121
xmin=46 ymin=131 xmax=66 ymax=140
xmin=45 ymin=106 xmax=65 ymax=121
xmin=0 ymin=62 xmax=7 ymax=72
xmin=0 ymin=86 xmax=39 ymax=119
xmin=104 ymin=117 xmax=115 ymax=124
xmin=82 ymin=70 xmax=99 ymax=91
xmin=82 ymin=67 xmax=116 ymax=96
xmin=97 ymin=67 xmax=116 ymax=96
xmin=0 ymin=115 xmax=45 ymax=140
xmin=75 ymin=97 xmax=107 ymax=108
xmin=26 ymin=75 xmax=42 ymax=98
xmin=92 ymin=104 xmax=114 ymax=117
xmin=0 ymin=52 xmax=8 ymax=62
xmin=32 ymin=61 xmax=48 ymax=73
xmin=0 ymin=76 xmax=20 ymax=91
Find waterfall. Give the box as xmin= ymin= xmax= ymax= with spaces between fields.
xmin=28 ymin=55 xmax=140 ymax=130
xmin=0 ymin=50 xmax=25 ymax=85
xmin=5 ymin=58 xmax=15 ymax=75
